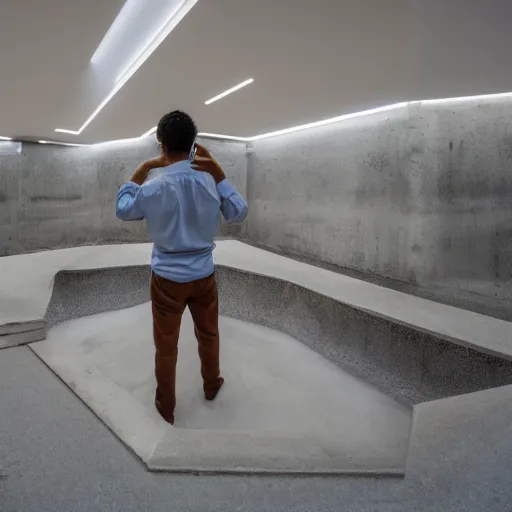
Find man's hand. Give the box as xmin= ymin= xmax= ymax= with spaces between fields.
xmin=191 ymin=144 xmax=226 ymax=184
xmin=130 ymin=156 xmax=168 ymax=186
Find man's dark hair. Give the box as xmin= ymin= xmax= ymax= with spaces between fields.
xmin=156 ymin=110 xmax=197 ymax=153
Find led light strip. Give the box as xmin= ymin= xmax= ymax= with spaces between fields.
xmin=205 ymin=79 xmax=254 ymax=105
xmin=197 ymin=132 xmax=248 ymax=142
xmin=246 ymin=102 xmax=408 ymax=141
xmin=200 ymin=90 xmax=512 ymax=142
xmin=90 ymin=0 xmax=134 ymax=64
xmin=54 ymin=129 xmax=80 ymax=135
xmin=114 ymin=0 xmax=195 ymax=85
xmin=6 ymin=90 xmax=512 ymax=148
xmin=419 ymin=91 xmax=512 ymax=105
xmin=38 ymin=140 xmax=86 ymax=147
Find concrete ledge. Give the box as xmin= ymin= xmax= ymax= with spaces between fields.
xmin=149 ymin=428 xmax=406 ymax=475
xmin=0 ymin=327 xmax=46 ymax=349
xmin=1 ymin=241 xmax=510 ymax=361
xmin=215 ymin=244 xmax=512 ymax=362
xmin=0 ymin=319 xmax=45 ymax=336
xmin=0 ymin=243 xmax=152 ymax=333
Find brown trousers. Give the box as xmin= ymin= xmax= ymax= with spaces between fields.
xmin=150 ymin=272 xmax=223 ymax=424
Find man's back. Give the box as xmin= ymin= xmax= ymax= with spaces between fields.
xmin=116 ymin=156 xmax=247 ymax=283
xmin=142 ymin=160 xmax=221 ymax=282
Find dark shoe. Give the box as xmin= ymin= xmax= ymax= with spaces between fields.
xmin=155 ymin=398 xmax=174 ymax=425
xmin=205 ymin=377 xmax=224 ymax=401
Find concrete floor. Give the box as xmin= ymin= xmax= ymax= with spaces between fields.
xmin=2 ymin=244 xmax=512 ymax=509
xmin=0 ymin=346 xmax=405 ymax=512
xmin=3 ymin=345 xmax=512 ymax=512
xmin=32 ymin=304 xmax=411 ymax=473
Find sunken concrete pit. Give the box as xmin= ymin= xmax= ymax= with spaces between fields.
xmin=2 ymin=241 xmax=512 ymax=476
xmin=37 ymin=265 xmax=412 ymax=475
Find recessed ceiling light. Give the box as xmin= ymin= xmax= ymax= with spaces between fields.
xmin=0 ymin=135 xmax=12 ymax=141
xmin=36 ymin=140 xmax=85 ymax=147
xmin=115 ymin=0 xmax=199 ymax=85
xmin=89 ymin=125 xmax=157 ymax=148
xmin=90 ymin=0 xmax=133 ymax=64
xmin=198 ymin=132 xmax=248 ymax=142
xmin=141 ymin=126 xmax=157 ymax=138
xmin=205 ymin=79 xmax=254 ymax=106
xmin=55 ymin=129 xmax=80 ymax=135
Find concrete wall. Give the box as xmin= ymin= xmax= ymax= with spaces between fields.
xmin=0 ymin=137 xmax=247 ymax=256
xmin=247 ymin=97 xmax=512 ymax=303
xmin=2 ymin=96 xmax=512 ymax=307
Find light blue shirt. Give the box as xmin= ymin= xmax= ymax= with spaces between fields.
xmin=116 ymin=160 xmax=248 ymax=283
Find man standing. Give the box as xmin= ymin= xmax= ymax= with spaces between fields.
xmin=116 ymin=110 xmax=248 ymax=425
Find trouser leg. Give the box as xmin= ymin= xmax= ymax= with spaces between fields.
xmin=187 ymin=274 xmax=223 ymax=398
xmin=150 ymin=273 xmax=186 ymax=424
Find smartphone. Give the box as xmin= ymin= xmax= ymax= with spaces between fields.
xmin=189 ymin=141 xmax=197 ymax=161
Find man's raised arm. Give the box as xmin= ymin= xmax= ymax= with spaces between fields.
xmin=116 ymin=156 xmax=166 ymax=221
xmin=192 ymin=144 xmax=248 ymax=224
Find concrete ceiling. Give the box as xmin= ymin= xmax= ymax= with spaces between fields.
xmin=1 ymin=0 xmax=512 ymax=145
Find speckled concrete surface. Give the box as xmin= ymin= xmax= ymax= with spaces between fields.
xmin=32 ymin=304 xmax=412 ymax=474
xmin=45 ymin=266 xmax=152 ymax=329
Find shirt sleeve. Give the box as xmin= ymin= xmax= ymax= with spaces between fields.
xmin=116 ymin=182 xmax=145 ymax=221
xmin=217 ymin=179 xmax=248 ymax=224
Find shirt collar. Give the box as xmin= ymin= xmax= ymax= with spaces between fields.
xmin=163 ymin=159 xmax=190 ymax=173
